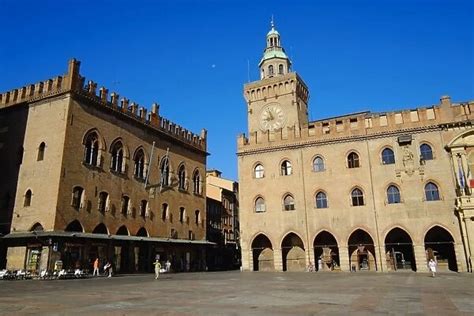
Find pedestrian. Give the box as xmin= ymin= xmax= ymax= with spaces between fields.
xmin=165 ymin=260 xmax=171 ymax=273
xmin=154 ymin=259 xmax=162 ymax=279
xmin=428 ymin=258 xmax=437 ymax=277
xmin=318 ymin=257 xmax=323 ymax=271
xmin=93 ymin=258 xmax=100 ymax=276
xmin=104 ymin=261 xmax=112 ymax=278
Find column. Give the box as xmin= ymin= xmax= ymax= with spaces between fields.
xmin=241 ymin=247 xmax=251 ymax=271
xmin=338 ymin=246 xmax=350 ymax=272
xmin=273 ymin=248 xmax=283 ymax=271
xmin=376 ymin=245 xmax=386 ymax=272
xmin=454 ymin=243 xmax=466 ymax=272
xmin=307 ymin=247 xmax=315 ymax=267
xmin=413 ymin=244 xmax=428 ymax=272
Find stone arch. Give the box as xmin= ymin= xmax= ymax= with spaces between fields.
xmin=65 ymin=220 xmax=84 ymax=232
xmin=136 ymin=227 xmax=149 ymax=237
xmin=251 ymin=233 xmax=274 ymax=271
xmin=424 ymin=225 xmax=457 ymax=272
xmin=92 ymin=223 xmax=109 ymax=234
xmin=313 ymin=231 xmax=339 ymax=271
xmin=30 ymin=222 xmax=44 ymax=231
xmin=281 ymin=232 xmax=305 ymax=271
xmin=384 ymin=227 xmax=416 ymax=271
xmin=348 ymin=229 xmax=377 ymax=271
xmin=116 ymin=225 xmax=130 ymax=236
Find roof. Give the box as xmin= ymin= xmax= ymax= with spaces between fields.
xmin=2 ymin=231 xmax=215 ymax=245
xmin=259 ymin=49 xmax=290 ymax=66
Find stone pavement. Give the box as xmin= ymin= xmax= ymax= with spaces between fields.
xmin=0 ymin=271 xmax=472 ymax=315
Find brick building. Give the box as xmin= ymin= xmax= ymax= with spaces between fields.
xmin=0 ymin=59 xmax=210 ymax=273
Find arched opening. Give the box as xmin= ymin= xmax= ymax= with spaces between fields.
xmin=314 ymin=231 xmax=339 ymax=271
xmin=116 ymin=225 xmax=129 ymax=236
xmin=424 ymin=226 xmax=457 ymax=272
xmin=384 ymin=228 xmax=416 ymax=271
xmin=65 ymin=220 xmax=84 ymax=232
xmin=37 ymin=142 xmax=46 ymax=161
xmin=281 ymin=233 xmax=305 ymax=271
xmin=30 ymin=223 xmax=44 ymax=232
xmin=92 ymin=223 xmax=108 ymax=234
xmin=136 ymin=227 xmax=148 ymax=237
xmin=251 ymin=234 xmax=273 ymax=271
xmin=348 ymin=229 xmax=376 ymax=271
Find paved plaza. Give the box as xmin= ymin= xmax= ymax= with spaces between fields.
xmin=0 ymin=271 xmax=472 ymax=315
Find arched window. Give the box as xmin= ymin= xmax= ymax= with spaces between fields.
xmin=140 ymin=200 xmax=148 ymax=217
xmin=351 ymin=188 xmax=364 ymax=206
xmin=425 ymin=182 xmax=440 ymax=201
xmin=195 ymin=210 xmax=200 ymax=225
xmin=381 ymin=148 xmax=395 ymax=165
xmin=193 ymin=170 xmax=201 ymax=194
xmin=313 ymin=157 xmax=325 ymax=172
xmin=160 ymin=157 xmax=170 ymax=187
xmin=178 ymin=165 xmax=187 ymax=190
xmin=37 ymin=142 xmax=46 ymax=161
xmin=254 ymin=164 xmax=264 ymax=179
xmin=24 ymin=189 xmax=32 ymax=207
xmin=420 ymin=144 xmax=434 ymax=161
xmin=179 ymin=207 xmax=186 ymax=223
xmin=348 ymin=152 xmax=360 ymax=168
xmin=281 ymin=160 xmax=292 ymax=176
xmin=278 ymin=64 xmax=284 ymax=74
xmin=84 ymin=132 xmax=99 ymax=166
xmin=315 ymin=192 xmax=328 ymax=209
xmin=161 ymin=203 xmax=168 ymax=221
xmin=268 ymin=65 xmax=274 ymax=76
xmin=134 ymin=149 xmax=146 ymax=179
xmin=283 ymin=194 xmax=295 ymax=211
xmin=71 ymin=186 xmax=84 ymax=210
xmin=121 ymin=195 xmax=130 ymax=215
xmin=387 ymin=185 xmax=401 ymax=204
xmin=111 ymin=141 xmax=124 ymax=173
xmin=255 ymin=197 xmax=266 ymax=213
xmin=98 ymin=192 xmax=108 ymax=213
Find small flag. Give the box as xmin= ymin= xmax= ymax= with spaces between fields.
xmin=458 ymin=158 xmax=466 ymax=190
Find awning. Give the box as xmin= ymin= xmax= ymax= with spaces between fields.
xmin=2 ymin=231 xmax=215 ymax=246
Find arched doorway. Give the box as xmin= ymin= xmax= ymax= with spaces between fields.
xmin=348 ymin=229 xmax=377 ymax=271
xmin=30 ymin=223 xmax=44 ymax=231
xmin=135 ymin=227 xmax=150 ymax=272
xmin=313 ymin=231 xmax=339 ymax=271
xmin=115 ymin=225 xmax=130 ymax=273
xmin=424 ymin=226 xmax=457 ymax=272
xmin=92 ymin=223 xmax=108 ymax=234
xmin=116 ymin=225 xmax=129 ymax=235
xmin=251 ymin=234 xmax=274 ymax=271
xmin=384 ymin=228 xmax=416 ymax=271
xmin=281 ymin=233 xmax=305 ymax=271
xmin=65 ymin=220 xmax=84 ymax=232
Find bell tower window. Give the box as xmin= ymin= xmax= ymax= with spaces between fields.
xmin=268 ymin=65 xmax=274 ymax=76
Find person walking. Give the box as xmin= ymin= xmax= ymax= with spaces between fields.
xmin=93 ymin=258 xmax=100 ymax=276
xmin=428 ymin=259 xmax=437 ymax=277
xmin=165 ymin=260 xmax=171 ymax=273
xmin=103 ymin=261 xmax=112 ymax=278
xmin=154 ymin=259 xmax=162 ymax=279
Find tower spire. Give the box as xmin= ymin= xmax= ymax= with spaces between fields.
xmin=258 ymin=19 xmax=291 ymax=79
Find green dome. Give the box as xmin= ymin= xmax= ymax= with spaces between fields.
xmin=267 ymin=27 xmax=280 ymax=36
xmin=259 ymin=49 xmax=289 ymax=66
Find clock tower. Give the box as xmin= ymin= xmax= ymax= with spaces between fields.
xmin=244 ymin=20 xmax=309 ymax=134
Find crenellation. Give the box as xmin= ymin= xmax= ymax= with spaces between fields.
xmin=99 ymin=87 xmax=108 ymax=103
xmin=0 ymin=59 xmax=206 ymax=151
xmin=110 ymin=92 xmax=119 ymax=108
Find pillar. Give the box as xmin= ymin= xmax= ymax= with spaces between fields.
xmin=414 ymin=244 xmax=428 ymax=272
xmin=454 ymin=243 xmax=466 ymax=272
xmin=307 ymin=247 xmax=315 ymax=266
xmin=376 ymin=244 xmax=385 ymax=272
xmin=338 ymin=246 xmax=350 ymax=272
xmin=241 ymin=246 xmax=251 ymax=271
xmin=273 ymin=248 xmax=283 ymax=271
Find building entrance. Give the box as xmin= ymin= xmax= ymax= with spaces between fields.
xmin=348 ymin=229 xmax=377 ymax=271
xmin=384 ymin=228 xmax=416 ymax=271
xmin=251 ymin=234 xmax=273 ymax=271
xmin=313 ymin=231 xmax=339 ymax=271
xmin=424 ymin=226 xmax=457 ymax=272
xmin=281 ymin=233 xmax=305 ymax=272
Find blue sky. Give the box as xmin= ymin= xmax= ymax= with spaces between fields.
xmin=0 ymin=0 xmax=472 ymax=181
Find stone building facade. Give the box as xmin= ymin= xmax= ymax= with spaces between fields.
xmin=238 ymin=23 xmax=474 ymax=273
xmin=0 ymin=59 xmax=209 ymax=273
xmin=206 ymin=170 xmax=240 ymax=270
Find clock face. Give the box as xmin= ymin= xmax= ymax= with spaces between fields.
xmin=259 ymin=103 xmax=286 ymax=131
